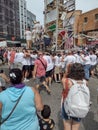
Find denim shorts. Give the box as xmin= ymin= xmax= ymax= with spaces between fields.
xmin=61 ymin=103 xmax=81 ymax=122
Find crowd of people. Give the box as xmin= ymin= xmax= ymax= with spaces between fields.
xmin=24 ymin=21 xmax=51 ymax=50
xmin=0 ymin=45 xmax=98 ymax=130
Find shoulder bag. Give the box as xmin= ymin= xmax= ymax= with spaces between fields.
xmin=38 ymin=58 xmax=47 ymax=70
xmin=0 ymin=91 xmax=24 ymax=125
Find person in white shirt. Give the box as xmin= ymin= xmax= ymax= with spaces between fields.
xmin=80 ymin=52 xmax=91 ymax=80
xmin=43 ymin=52 xmax=54 ymax=86
xmin=34 ymin=21 xmax=42 ymax=42
xmin=7 ymin=48 xmax=11 ymax=69
xmin=32 ymin=27 xmax=36 ymax=46
xmin=21 ymin=49 xmax=31 ymax=82
xmin=64 ymin=51 xmax=76 ymax=69
xmin=30 ymin=50 xmax=38 ymax=78
xmin=14 ymin=49 xmax=24 ymax=70
xmin=89 ymin=50 xmax=97 ymax=77
xmin=53 ymin=53 xmax=62 ymax=82
xmin=74 ymin=51 xmax=84 ymax=65
xmin=24 ymin=27 xmax=32 ymax=49
xmin=60 ymin=51 xmax=66 ymax=77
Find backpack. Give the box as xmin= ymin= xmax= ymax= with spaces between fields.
xmin=64 ymin=79 xmax=90 ymax=118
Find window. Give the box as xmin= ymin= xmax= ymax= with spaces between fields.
xmin=84 ymin=17 xmax=88 ymax=23
xmin=95 ymin=14 xmax=98 ymax=20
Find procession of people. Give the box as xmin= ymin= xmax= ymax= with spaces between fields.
xmin=0 ymin=18 xmax=98 ymax=130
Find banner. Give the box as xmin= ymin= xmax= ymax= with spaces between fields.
xmin=46 ymin=9 xmax=57 ymax=23
xmin=0 ymin=41 xmax=7 ymax=47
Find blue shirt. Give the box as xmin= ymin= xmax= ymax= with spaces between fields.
xmin=0 ymin=86 xmax=40 ymax=130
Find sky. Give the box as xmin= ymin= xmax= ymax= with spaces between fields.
xmin=26 ymin=0 xmax=98 ymax=25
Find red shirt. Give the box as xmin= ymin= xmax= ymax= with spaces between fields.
xmin=9 ymin=51 xmax=16 ymax=63
xmin=34 ymin=58 xmax=47 ymax=77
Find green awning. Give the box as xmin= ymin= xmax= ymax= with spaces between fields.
xmin=48 ymin=24 xmax=56 ymax=31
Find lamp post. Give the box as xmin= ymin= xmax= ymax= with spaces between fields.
xmin=55 ymin=0 xmax=59 ymax=51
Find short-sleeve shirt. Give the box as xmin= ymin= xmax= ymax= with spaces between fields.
xmin=34 ymin=58 xmax=47 ymax=77
xmin=38 ymin=117 xmax=55 ymax=130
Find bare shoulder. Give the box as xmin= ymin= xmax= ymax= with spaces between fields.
xmin=62 ymin=78 xmax=72 ymax=89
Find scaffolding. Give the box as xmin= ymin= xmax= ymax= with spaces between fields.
xmin=44 ymin=0 xmax=76 ymax=51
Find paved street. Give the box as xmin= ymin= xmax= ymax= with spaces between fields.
xmin=0 ymin=64 xmax=98 ymax=130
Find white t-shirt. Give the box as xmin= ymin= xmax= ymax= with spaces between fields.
xmin=32 ymin=29 xmax=36 ymax=38
xmin=64 ymin=55 xmax=76 ymax=66
xmin=74 ymin=54 xmax=84 ymax=64
xmin=34 ymin=23 xmax=42 ymax=33
xmin=24 ymin=30 xmax=32 ymax=40
xmin=43 ymin=55 xmax=54 ymax=71
xmin=89 ymin=54 xmax=97 ymax=66
xmin=60 ymin=55 xmax=65 ymax=68
xmin=7 ymin=51 xmax=11 ymax=61
xmin=14 ymin=52 xmax=24 ymax=63
xmin=83 ymin=55 xmax=91 ymax=65
xmin=54 ymin=55 xmax=61 ymax=67
xmin=30 ymin=54 xmax=37 ymax=65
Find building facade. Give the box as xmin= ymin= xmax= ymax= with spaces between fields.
xmin=14 ymin=0 xmax=20 ymax=40
xmin=19 ymin=0 xmax=27 ymax=39
xmin=0 ymin=0 xmax=16 ymax=41
xmin=27 ymin=10 xmax=36 ymax=30
xmin=75 ymin=8 xmax=98 ymax=46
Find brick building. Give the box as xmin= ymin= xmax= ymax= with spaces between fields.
xmin=75 ymin=8 xmax=98 ymax=46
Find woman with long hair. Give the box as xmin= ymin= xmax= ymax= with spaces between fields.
xmin=61 ymin=63 xmax=88 ymax=130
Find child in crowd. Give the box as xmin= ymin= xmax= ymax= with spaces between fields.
xmin=38 ymin=105 xmax=55 ymax=130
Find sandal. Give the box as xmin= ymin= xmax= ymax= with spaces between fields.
xmin=46 ymin=90 xmax=51 ymax=95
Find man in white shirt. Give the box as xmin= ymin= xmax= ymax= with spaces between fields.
xmin=32 ymin=27 xmax=36 ymax=46
xmin=54 ymin=53 xmax=62 ymax=82
xmin=14 ymin=49 xmax=24 ymax=70
xmin=43 ymin=52 xmax=54 ymax=86
xmin=24 ymin=27 xmax=32 ymax=49
xmin=34 ymin=21 xmax=42 ymax=42
xmin=80 ymin=52 xmax=91 ymax=80
xmin=89 ymin=50 xmax=97 ymax=77
xmin=64 ymin=51 xmax=76 ymax=68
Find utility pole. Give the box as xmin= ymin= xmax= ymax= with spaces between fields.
xmin=55 ymin=0 xmax=59 ymax=51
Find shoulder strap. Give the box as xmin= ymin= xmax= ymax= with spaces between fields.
xmin=69 ymin=78 xmax=76 ymax=84
xmin=82 ymin=79 xmax=87 ymax=85
xmin=38 ymin=58 xmax=46 ymax=70
xmin=0 ymin=91 xmax=24 ymax=125
xmin=70 ymin=79 xmax=86 ymax=86
xmin=62 ymin=78 xmax=69 ymax=101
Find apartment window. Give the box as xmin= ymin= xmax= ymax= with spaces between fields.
xmin=95 ymin=14 xmax=98 ymax=20
xmin=84 ymin=17 xmax=88 ymax=23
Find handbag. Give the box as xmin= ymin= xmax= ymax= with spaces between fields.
xmin=0 ymin=91 xmax=24 ymax=125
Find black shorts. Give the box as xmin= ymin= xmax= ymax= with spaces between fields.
xmin=90 ymin=65 xmax=96 ymax=71
xmin=22 ymin=65 xmax=30 ymax=72
xmin=46 ymin=69 xmax=54 ymax=78
xmin=30 ymin=65 xmax=34 ymax=71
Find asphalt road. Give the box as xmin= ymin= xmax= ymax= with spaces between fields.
xmin=1 ymin=64 xmax=98 ymax=130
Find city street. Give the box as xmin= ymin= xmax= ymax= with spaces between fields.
xmin=0 ymin=64 xmax=98 ymax=130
